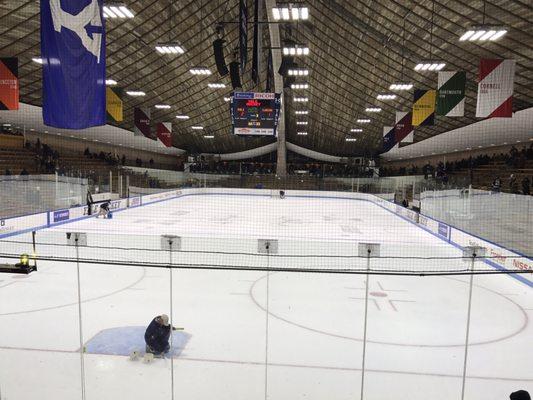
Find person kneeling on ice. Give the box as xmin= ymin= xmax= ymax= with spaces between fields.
xmin=96 ymin=202 xmax=110 ymax=218
xmin=145 ymin=314 xmax=179 ymax=356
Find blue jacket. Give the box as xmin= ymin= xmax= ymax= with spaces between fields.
xmin=144 ymin=318 xmax=171 ymax=352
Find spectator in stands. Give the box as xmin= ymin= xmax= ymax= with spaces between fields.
xmin=84 ymin=147 xmax=91 ymax=157
xmin=149 ymin=158 xmax=154 ymax=167
xmin=4 ymin=168 xmax=11 ymax=176
xmin=509 ymin=174 xmax=519 ymax=194
xmin=20 ymin=168 xmax=28 ymax=176
xmin=510 ymin=390 xmax=530 ymax=400
xmin=491 ymin=177 xmax=501 ymax=193
xmin=521 ymin=177 xmax=530 ymax=196
xmin=121 ymin=154 xmax=126 ymax=165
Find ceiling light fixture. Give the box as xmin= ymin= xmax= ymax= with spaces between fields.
xmin=287 ymin=68 xmax=309 ymax=76
xmin=191 ymin=126 xmax=204 ymax=130
xmin=460 ymin=26 xmax=507 ymax=41
xmin=176 ymin=115 xmax=190 ymax=120
xmin=272 ymin=5 xmax=309 ymax=21
xmin=126 ymin=90 xmax=145 ymax=96
xmin=105 ymin=79 xmax=117 ymax=86
xmin=297 ymin=132 xmax=308 ymax=135
xmin=283 ymin=46 xmax=310 ymax=56
xmin=155 ymin=104 xmax=171 ymax=109
xmin=155 ymin=43 xmax=185 ymax=54
xmin=190 ymin=67 xmax=212 ymax=75
xmin=389 ymin=83 xmax=413 ymax=91
xmin=365 ymin=107 xmax=382 ymax=112
xmin=350 ymin=128 xmax=363 ymax=133
xmin=208 ymin=83 xmax=226 ymax=88
xmin=376 ymin=94 xmax=396 ymax=100
xmin=204 ymin=135 xmax=214 ymax=139
xmin=32 ymin=57 xmax=43 ymax=64
xmin=295 ymin=110 xmax=309 ymax=115
xmin=357 ymin=119 xmax=371 ymax=123
xmin=291 ymin=83 xmax=309 ymax=89
xmin=293 ymin=97 xmax=309 ymax=102
xmin=414 ymin=62 xmax=446 ymax=71
xmin=296 ymin=121 xmax=308 ymax=125
xmin=345 ymin=137 xmax=357 ymax=142
xmin=103 ymin=4 xmax=135 ymax=19
xmin=224 ymin=97 xmax=231 ymax=102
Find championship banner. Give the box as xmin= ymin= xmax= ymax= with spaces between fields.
xmin=157 ymin=122 xmax=173 ymax=147
xmin=134 ymin=107 xmax=151 ymax=138
xmin=106 ymin=86 xmax=123 ymax=122
xmin=382 ymin=126 xmax=396 ymax=153
xmin=476 ymin=59 xmax=515 ymax=118
xmin=239 ymin=0 xmax=248 ymax=73
xmin=0 ymin=58 xmax=19 ymax=110
xmin=395 ymin=111 xmax=414 ymax=143
xmin=41 ymin=0 xmax=106 ymax=129
xmin=437 ymin=71 xmax=465 ymax=117
xmin=412 ymin=89 xmax=436 ymax=126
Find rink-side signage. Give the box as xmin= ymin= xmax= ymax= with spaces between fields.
xmin=53 ymin=209 xmax=70 ymax=222
xmin=438 ymin=222 xmax=449 ymax=239
xmin=451 ymin=228 xmax=532 ymax=274
xmin=0 ymin=213 xmax=48 ymax=238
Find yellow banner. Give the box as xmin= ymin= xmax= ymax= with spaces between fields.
xmin=412 ymin=89 xmax=436 ymax=126
xmin=106 ymin=87 xmax=123 ymax=122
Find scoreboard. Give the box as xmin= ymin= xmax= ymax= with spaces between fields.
xmin=230 ymin=92 xmax=281 ymax=136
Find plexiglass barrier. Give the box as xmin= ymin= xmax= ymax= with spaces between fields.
xmin=0 ymin=230 xmax=531 ymax=400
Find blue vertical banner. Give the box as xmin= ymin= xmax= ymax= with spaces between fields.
xmin=40 ymin=0 xmax=106 ymax=129
xmin=239 ymin=0 xmax=248 ymax=74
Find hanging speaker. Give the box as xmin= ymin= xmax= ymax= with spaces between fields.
xmin=213 ymin=39 xmax=229 ymax=77
xmin=229 ymin=61 xmax=241 ymax=89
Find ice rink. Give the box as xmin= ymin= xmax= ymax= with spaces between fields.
xmin=0 ymin=194 xmax=531 ymax=400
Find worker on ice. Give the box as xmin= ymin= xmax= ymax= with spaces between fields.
xmin=144 ymin=314 xmax=178 ymax=356
xmin=96 ymin=201 xmax=110 ymax=218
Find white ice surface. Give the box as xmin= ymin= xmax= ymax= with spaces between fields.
xmin=0 ymin=195 xmax=531 ymax=400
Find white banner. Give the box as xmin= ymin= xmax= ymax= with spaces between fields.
xmin=476 ymin=59 xmax=515 ymax=118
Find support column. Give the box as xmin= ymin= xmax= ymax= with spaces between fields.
xmin=265 ymin=0 xmax=287 ymax=177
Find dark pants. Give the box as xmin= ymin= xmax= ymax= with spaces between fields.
xmin=146 ymin=343 xmax=170 ymax=356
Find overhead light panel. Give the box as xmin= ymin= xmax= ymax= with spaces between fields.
xmin=32 ymin=57 xmax=43 ymax=64
xmin=190 ymin=67 xmax=212 ymax=75
xmin=297 ymin=132 xmax=308 ymax=135
xmin=291 ymin=83 xmax=309 ymax=89
xmin=296 ymin=121 xmax=308 ymax=125
xmin=191 ymin=126 xmax=204 ymax=130
xmin=295 ymin=110 xmax=308 ymax=115
xmin=105 ymin=79 xmax=117 ymax=86
xmin=204 ymin=135 xmax=215 ymax=139
xmin=365 ymin=107 xmax=382 ymax=112
xmin=389 ymin=83 xmax=413 ymax=91
xmin=224 ymin=97 xmax=231 ymax=102
xmin=357 ymin=119 xmax=371 ymax=123
xmin=376 ymin=94 xmax=396 ymax=100
xmin=283 ymin=46 xmax=310 ymax=56
xmin=294 ymin=97 xmax=309 ymax=102
xmin=459 ymin=26 xmax=507 ymax=41
xmin=155 ymin=104 xmax=171 ymax=109
xmin=346 ymin=137 xmax=357 ymax=142
xmin=272 ymin=5 xmax=309 ymax=21
xmin=176 ymin=115 xmax=190 ymax=120
xmin=414 ymin=62 xmax=446 ymax=71
xmin=288 ymin=68 xmax=309 ymax=76
xmin=350 ymin=128 xmax=363 ymax=133
xmin=208 ymin=83 xmax=226 ymax=88
xmin=126 ymin=90 xmax=146 ymax=96
xmin=155 ymin=43 xmax=185 ymax=54
xmin=103 ymin=4 xmax=134 ymax=19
